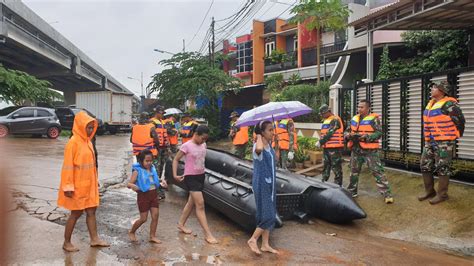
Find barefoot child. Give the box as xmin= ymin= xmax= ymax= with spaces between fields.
xmin=127 ymin=149 xmax=168 ymax=243
xmin=247 ymin=120 xmax=279 ymax=255
xmin=172 ymin=124 xmax=218 ymax=244
xmin=57 ymin=111 xmax=109 ymax=252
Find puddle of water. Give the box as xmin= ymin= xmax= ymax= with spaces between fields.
xmin=162 ymin=253 xmax=222 ymax=265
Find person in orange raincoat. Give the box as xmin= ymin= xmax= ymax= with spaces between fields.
xmin=57 ymin=111 xmax=109 ymax=252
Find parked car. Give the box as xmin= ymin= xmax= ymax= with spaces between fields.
xmin=0 ymin=106 xmax=62 ymax=138
xmin=55 ymin=107 xmax=105 ymax=135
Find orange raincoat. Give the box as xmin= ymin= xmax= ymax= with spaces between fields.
xmin=57 ymin=111 xmax=99 ymax=210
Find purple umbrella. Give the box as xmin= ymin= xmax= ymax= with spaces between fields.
xmin=235 ymin=101 xmax=313 ymax=127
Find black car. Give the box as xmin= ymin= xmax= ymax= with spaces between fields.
xmin=55 ymin=107 xmax=104 ymax=135
xmin=0 ymin=106 xmax=62 ymax=138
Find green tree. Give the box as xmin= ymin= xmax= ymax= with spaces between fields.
xmin=264 ymin=73 xmax=285 ymax=95
xmin=376 ymin=45 xmax=392 ymax=81
xmin=274 ymin=81 xmax=330 ymax=122
xmin=0 ymin=64 xmax=62 ymax=105
xmin=290 ymin=0 xmax=350 ymax=84
xmin=390 ymin=30 xmax=469 ymax=77
xmin=147 ymin=52 xmax=240 ymax=139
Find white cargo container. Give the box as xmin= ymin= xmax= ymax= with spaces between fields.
xmin=76 ymin=91 xmax=133 ymax=134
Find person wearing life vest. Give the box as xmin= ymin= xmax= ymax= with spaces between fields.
xmin=180 ymin=113 xmax=198 ymax=144
xmin=345 ymin=99 xmax=393 ymax=204
xmin=228 ymin=111 xmax=249 ymax=159
xmin=130 ymin=112 xmax=160 ymax=159
xmin=274 ymin=118 xmax=297 ymax=169
xmin=150 ymin=106 xmax=170 ymax=200
xmin=316 ymin=104 xmax=344 ymax=186
xmin=164 ymin=113 xmax=179 ymax=154
xmin=418 ymin=81 xmax=465 ymax=205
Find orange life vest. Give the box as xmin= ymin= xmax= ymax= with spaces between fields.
xmin=180 ymin=121 xmax=197 ymax=144
xmin=131 ymin=123 xmax=158 ymax=156
xmin=423 ymin=97 xmax=460 ymax=142
xmin=274 ymin=119 xmax=297 ymax=150
xmin=231 ymin=121 xmax=249 ymax=145
xmin=164 ymin=119 xmax=178 ymax=145
xmin=320 ymin=115 xmax=344 ymax=149
xmin=151 ymin=118 xmax=168 ymax=147
xmin=348 ymin=113 xmax=380 ymax=150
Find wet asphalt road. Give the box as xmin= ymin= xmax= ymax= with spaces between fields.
xmin=2 ymin=135 xmax=473 ymax=265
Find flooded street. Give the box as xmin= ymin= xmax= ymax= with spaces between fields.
xmin=2 ymin=135 xmax=473 ymax=265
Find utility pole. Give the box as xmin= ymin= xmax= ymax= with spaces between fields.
xmin=211 ymin=16 xmax=215 ymax=68
xmin=140 ymin=72 xmax=144 ymax=97
xmin=183 ymin=39 xmax=185 ymax=52
xmin=208 ymin=41 xmax=212 ymax=66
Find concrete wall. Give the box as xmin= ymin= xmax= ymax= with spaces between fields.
xmin=294 ymin=122 xmax=322 ymax=139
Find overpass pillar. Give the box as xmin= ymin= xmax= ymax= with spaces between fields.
xmin=63 ymin=90 xmax=76 ymax=106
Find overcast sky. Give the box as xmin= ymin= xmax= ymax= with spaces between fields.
xmin=22 ymin=0 xmax=296 ymax=96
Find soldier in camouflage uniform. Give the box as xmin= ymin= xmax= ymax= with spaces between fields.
xmin=316 ymin=105 xmax=344 ymax=186
xmin=229 ymin=111 xmax=249 ymax=159
xmin=418 ymin=81 xmax=465 ymax=204
xmin=345 ymin=99 xmax=393 ymax=204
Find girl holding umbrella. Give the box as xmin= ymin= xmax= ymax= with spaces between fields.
xmin=247 ymin=120 xmax=278 ymax=255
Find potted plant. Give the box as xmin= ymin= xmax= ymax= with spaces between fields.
xmin=294 ymin=147 xmax=309 ymax=169
xmin=297 ymin=136 xmax=323 ymax=164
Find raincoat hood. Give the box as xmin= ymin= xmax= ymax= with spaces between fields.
xmin=72 ymin=111 xmax=97 ymax=140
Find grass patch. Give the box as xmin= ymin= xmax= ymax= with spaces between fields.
xmin=60 ymin=130 xmax=71 ymax=137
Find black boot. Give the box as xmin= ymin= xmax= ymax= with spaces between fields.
xmin=429 ymin=175 xmax=449 ymax=205
xmin=418 ymin=173 xmax=436 ymax=201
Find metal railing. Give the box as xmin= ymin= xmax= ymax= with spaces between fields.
xmin=301 ymin=41 xmax=346 ymax=67
xmin=264 ymin=51 xmax=298 ymax=73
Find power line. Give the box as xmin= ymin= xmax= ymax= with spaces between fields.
xmin=215 ymin=0 xmax=248 ymax=22
xmin=188 ymin=0 xmax=215 ymax=48
xmin=215 ymin=0 xmax=254 ymax=33
xmin=215 ymin=0 xmax=266 ymax=48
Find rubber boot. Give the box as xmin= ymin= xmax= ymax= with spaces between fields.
xmin=417 ymin=172 xmax=436 ymax=201
xmin=429 ymin=175 xmax=449 ymax=205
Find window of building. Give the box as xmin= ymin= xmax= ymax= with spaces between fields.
xmin=294 ymin=39 xmax=298 ymax=51
xmin=236 ymin=40 xmax=253 ymax=73
xmin=265 ymin=41 xmax=275 ymax=57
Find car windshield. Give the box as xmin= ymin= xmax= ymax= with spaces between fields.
xmin=0 ymin=106 xmax=22 ymax=116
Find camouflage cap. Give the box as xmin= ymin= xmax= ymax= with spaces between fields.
xmin=139 ymin=112 xmax=149 ymax=122
xmin=431 ymin=81 xmax=450 ymax=95
xmin=229 ymin=111 xmax=239 ymax=118
xmin=318 ymin=104 xmax=330 ymax=115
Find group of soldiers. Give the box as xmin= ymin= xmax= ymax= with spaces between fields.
xmin=130 ymin=106 xmax=199 ymax=198
xmin=133 ymin=79 xmax=465 ymax=205
xmin=317 ymin=81 xmax=465 ymax=204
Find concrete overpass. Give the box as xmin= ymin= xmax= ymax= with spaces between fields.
xmin=0 ymin=0 xmax=139 ymax=106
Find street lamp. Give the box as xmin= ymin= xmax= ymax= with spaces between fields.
xmin=127 ymin=72 xmax=143 ymax=96
xmin=153 ymin=49 xmax=176 ymax=55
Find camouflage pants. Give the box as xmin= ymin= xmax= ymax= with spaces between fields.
xmin=322 ymin=149 xmax=343 ymax=186
xmin=347 ymin=149 xmax=392 ymax=197
xmin=420 ymin=141 xmax=454 ymax=176
xmin=154 ymin=148 xmax=169 ymax=199
xmin=279 ymin=149 xmax=289 ymax=169
xmin=233 ymin=144 xmax=247 ymax=159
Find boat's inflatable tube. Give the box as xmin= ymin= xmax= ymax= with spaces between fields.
xmin=165 ymin=148 xmax=366 ymax=230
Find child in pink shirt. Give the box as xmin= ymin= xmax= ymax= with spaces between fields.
xmin=172 ymin=124 xmax=218 ymax=244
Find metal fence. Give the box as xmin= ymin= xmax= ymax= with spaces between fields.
xmin=352 ymin=66 xmax=474 ymax=179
